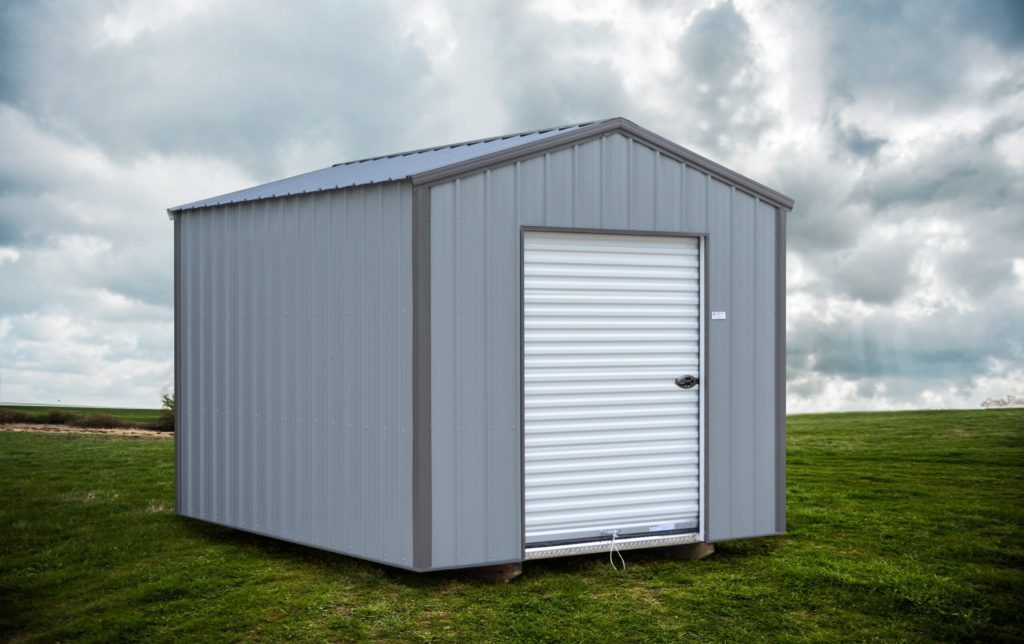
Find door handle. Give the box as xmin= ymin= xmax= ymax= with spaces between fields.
xmin=675 ymin=375 xmax=699 ymax=389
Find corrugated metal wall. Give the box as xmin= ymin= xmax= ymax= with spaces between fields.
xmin=177 ymin=182 xmax=414 ymax=568
xmin=706 ymin=182 xmax=779 ymax=541
xmin=429 ymin=133 xmax=780 ymax=566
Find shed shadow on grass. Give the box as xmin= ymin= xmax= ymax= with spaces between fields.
xmin=177 ymin=515 xmax=783 ymax=588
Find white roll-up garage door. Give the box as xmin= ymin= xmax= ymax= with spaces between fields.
xmin=523 ymin=230 xmax=702 ymax=545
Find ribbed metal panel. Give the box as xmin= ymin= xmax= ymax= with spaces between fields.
xmin=706 ymin=184 xmax=779 ymax=541
xmin=522 ymin=231 xmax=701 ymax=544
xmin=430 ymin=132 xmax=782 ymax=566
xmin=170 ymin=122 xmax=600 ymax=212
xmin=177 ymin=183 xmax=414 ymax=568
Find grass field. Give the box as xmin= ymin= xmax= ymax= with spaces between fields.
xmin=0 ymin=404 xmax=162 ymax=425
xmin=1 ymin=409 xmax=1022 ymax=641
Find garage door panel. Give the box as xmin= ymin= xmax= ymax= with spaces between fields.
xmin=523 ymin=230 xmax=702 ymax=545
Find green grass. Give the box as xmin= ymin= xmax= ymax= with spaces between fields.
xmin=0 ymin=404 xmax=162 ymax=425
xmin=1 ymin=409 xmax=1021 ymax=642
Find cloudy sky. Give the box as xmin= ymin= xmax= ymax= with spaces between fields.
xmin=0 ymin=0 xmax=1021 ymax=411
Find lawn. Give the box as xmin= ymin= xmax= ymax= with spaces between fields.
xmin=1 ymin=409 xmax=1021 ymax=642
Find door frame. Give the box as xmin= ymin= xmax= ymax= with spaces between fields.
xmin=519 ymin=226 xmax=708 ymax=559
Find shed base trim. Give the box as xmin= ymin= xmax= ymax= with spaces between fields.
xmin=524 ymin=532 xmax=702 ymax=560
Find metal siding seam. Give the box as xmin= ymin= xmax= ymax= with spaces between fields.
xmin=275 ymin=199 xmax=285 ymax=536
xmin=412 ymin=186 xmax=432 ymax=570
xmin=248 ymin=203 xmax=257 ymax=530
xmin=180 ymin=215 xmax=189 ymax=516
xmin=492 ymin=166 xmax=521 ymax=562
xmin=216 ymin=208 xmax=225 ymax=523
xmin=195 ymin=212 xmax=204 ymax=519
xmin=541 ymin=153 xmax=548 ymax=225
xmin=376 ymin=190 xmax=386 ymax=558
xmin=284 ymin=199 xmax=295 ymax=538
xmin=483 ymin=171 xmax=492 ymax=560
xmin=201 ymin=209 xmax=210 ymax=518
xmin=599 ymin=136 xmax=607 ymax=228
xmin=357 ymin=190 xmax=368 ymax=554
xmin=460 ymin=174 xmax=487 ymax=564
xmin=572 ymin=144 xmax=579 ymax=226
xmin=429 ymin=182 xmax=458 ymax=566
xmin=233 ymin=205 xmax=242 ymax=527
xmin=700 ymin=174 xmax=707 ymax=539
xmin=775 ymin=208 xmax=788 ymax=533
xmin=451 ymin=180 xmax=462 ymax=564
xmin=326 ymin=190 xmax=336 ymax=548
xmin=737 ymin=190 xmax=757 ymax=537
xmin=237 ymin=205 xmax=246 ymax=527
xmin=190 ymin=212 xmax=201 ymax=517
xmin=372 ymin=186 xmax=388 ymax=557
xmin=257 ymin=201 xmax=268 ymax=531
xmin=305 ymin=197 xmax=315 ymax=540
xmin=312 ymin=195 xmax=323 ymax=543
xmin=708 ymin=179 xmax=732 ymax=541
xmin=225 ymin=207 xmax=235 ymax=527
xmin=342 ymin=191 xmax=355 ymax=551
xmin=174 ymin=215 xmax=182 ymax=514
xmin=610 ymin=134 xmax=628 ymax=229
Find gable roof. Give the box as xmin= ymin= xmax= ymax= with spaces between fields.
xmin=168 ymin=117 xmax=793 ymax=214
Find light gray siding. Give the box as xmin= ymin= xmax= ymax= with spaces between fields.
xmin=177 ymin=182 xmax=414 ymax=568
xmin=705 ymin=183 xmax=779 ymax=540
xmin=429 ymin=133 xmax=782 ymax=566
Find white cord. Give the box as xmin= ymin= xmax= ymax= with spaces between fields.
xmin=609 ymin=531 xmax=626 ymax=571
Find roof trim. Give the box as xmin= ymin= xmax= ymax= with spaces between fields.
xmin=411 ymin=117 xmax=794 ymax=210
xmin=329 ymin=119 xmax=607 ymax=168
xmin=409 ymin=119 xmax=620 ymax=187
xmin=166 ymin=117 xmax=794 ymax=216
xmin=166 ymin=121 xmax=607 ymax=216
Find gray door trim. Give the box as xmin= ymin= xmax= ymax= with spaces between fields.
xmin=412 ymin=185 xmax=432 ymax=569
xmin=775 ymin=208 xmax=788 ymax=533
xmin=520 ymin=226 xmax=710 ymax=551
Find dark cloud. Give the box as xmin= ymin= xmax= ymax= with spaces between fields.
xmin=440 ymin=3 xmax=630 ymax=132
xmin=836 ymin=124 xmax=887 ymax=160
xmin=788 ymin=280 xmax=1024 ymax=385
xmin=819 ymin=1 xmax=984 ymax=110
xmin=674 ymin=1 xmax=774 ymax=155
xmin=1 ymin=1 xmax=432 ymax=178
xmin=951 ymin=0 xmax=1024 ymax=50
xmin=831 ymin=240 xmax=914 ymax=304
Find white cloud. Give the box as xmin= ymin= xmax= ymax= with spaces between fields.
xmin=0 ymin=0 xmax=1022 ymax=410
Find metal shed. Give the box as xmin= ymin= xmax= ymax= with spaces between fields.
xmin=168 ymin=117 xmax=793 ymax=573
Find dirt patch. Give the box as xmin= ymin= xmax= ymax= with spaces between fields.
xmin=0 ymin=423 xmax=173 ymax=440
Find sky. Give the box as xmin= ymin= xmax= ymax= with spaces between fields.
xmin=0 ymin=0 xmax=1022 ymax=411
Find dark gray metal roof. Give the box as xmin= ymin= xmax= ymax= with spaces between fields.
xmin=168 ymin=120 xmax=607 ymax=212
xmin=168 ymin=117 xmax=794 ymax=213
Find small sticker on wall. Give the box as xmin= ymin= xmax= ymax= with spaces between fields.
xmin=712 ymin=311 xmax=727 ymax=320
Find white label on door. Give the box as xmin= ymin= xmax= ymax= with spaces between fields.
xmin=650 ymin=522 xmax=677 ymax=532
xmin=712 ymin=310 xmax=727 ymax=320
